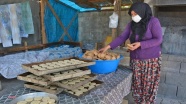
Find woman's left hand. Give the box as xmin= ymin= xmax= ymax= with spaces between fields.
xmin=128 ymin=42 xmax=141 ymax=51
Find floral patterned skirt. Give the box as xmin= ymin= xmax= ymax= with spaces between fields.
xmin=130 ymin=57 xmax=162 ymax=104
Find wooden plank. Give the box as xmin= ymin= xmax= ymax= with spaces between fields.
xmin=45 ymin=0 xmax=73 ymax=41
xmin=17 ymin=72 xmax=52 ymax=86
xmin=41 ymin=0 xmax=47 ymax=44
xmin=24 ymin=82 xmax=62 ymax=94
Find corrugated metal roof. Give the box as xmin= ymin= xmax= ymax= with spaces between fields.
xmin=59 ymin=0 xmax=97 ymax=12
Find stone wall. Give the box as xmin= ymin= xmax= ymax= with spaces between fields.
xmin=78 ymin=11 xmax=131 ymax=49
xmin=157 ymin=54 xmax=186 ymax=100
xmin=156 ymin=6 xmax=186 ymax=56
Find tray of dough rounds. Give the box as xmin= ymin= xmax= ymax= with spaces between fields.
xmin=64 ymin=80 xmax=103 ymax=98
xmin=43 ymin=67 xmax=91 ymax=82
xmin=54 ymin=74 xmax=97 ymax=90
xmin=9 ymin=92 xmax=58 ymax=104
xmin=22 ymin=57 xmax=95 ymax=76
xmin=17 ymin=72 xmax=52 ymax=86
xmin=24 ymin=82 xmax=63 ymax=95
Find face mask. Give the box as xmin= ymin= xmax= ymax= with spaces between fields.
xmin=132 ymin=15 xmax=142 ymax=23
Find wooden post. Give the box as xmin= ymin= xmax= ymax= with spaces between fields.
xmin=24 ymin=41 xmax=28 ymax=51
xmin=0 ymin=81 xmax=2 ymax=91
xmin=112 ymin=0 xmax=121 ymax=39
xmin=40 ymin=0 xmax=47 ymax=44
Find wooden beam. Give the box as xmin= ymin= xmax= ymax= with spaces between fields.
xmin=105 ymin=0 xmax=114 ymax=4
xmin=45 ymin=0 xmax=73 ymax=41
xmin=59 ymin=11 xmax=79 ymax=41
xmin=40 ymin=0 xmax=47 ymax=44
xmin=0 ymin=41 xmax=82 ymax=55
xmin=75 ymin=0 xmax=100 ymax=10
xmin=55 ymin=0 xmax=78 ymax=11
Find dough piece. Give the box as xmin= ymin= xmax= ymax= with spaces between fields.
xmin=90 ymin=82 xmax=96 ymax=86
xmin=83 ymin=83 xmax=90 ymax=87
xmin=50 ymin=86 xmax=57 ymax=90
xmin=32 ymin=65 xmax=39 ymax=68
xmin=30 ymin=100 xmax=41 ymax=104
xmin=41 ymin=65 xmax=48 ymax=68
xmin=54 ymin=74 xmax=61 ymax=77
xmin=48 ymin=99 xmax=55 ymax=103
xmin=26 ymin=74 xmax=34 ymax=78
xmin=74 ymin=91 xmax=83 ymax=96
xmin=47 ymin=67 xmax=54 ymax=70
xmin=72 ymin=89 xmax=79 ymax=92
xmin=46 ymin=63 xmax=51 ymax=65
xmin=95 ymin=83 xmax=100 ymax=86
xmin=42 ymin=97 xmax=50 ymax=102
xmin=39 ymin=102 xmax=48 ymax=104
xmin=83 ymin=75 xmax=90 ymax=79
xmin=17 ymin=101 xmax=27 ymax=104
xmin=74 ymin=69 xmax=82 ymax=72
xmin=44 ymin=86 xmax=50 ymax=89
xmin=37 ymin=67 xmax=47 ymax=71
xmin=25 ymin=98 xmax=33 ymax=102
xmin=68 ymin=82 xmax=75 ymax=85
xmin=68 ymin=91 xmax=74 ymax=94
xmin=53 ymin=65 xmax=60 ymax=68
xmin=34 ymin=97 xmax=43 ymax=101
xmin=79 ymin=78 xmax=85 ymax=81
xmin=35 ymin=77 xmax=42 ymax=80
xmin=81 ymin=88 xmax=88 ymax=93
xmin=88 ymin=85 xmax=95 ymax=90
xmin=41 ymin=78 xmax=47 ymax=81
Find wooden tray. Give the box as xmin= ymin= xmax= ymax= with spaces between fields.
xmin=63 ymin=80 xmax=103 ymax=98
xmin=43 ymin=67 xmax=91 ymax=82
xmin=54 ymin=74 xmax=96 ymax=90
xmin=17 ymin=72 xmax=52 ymax=86
xmin=22 ymin=57 xmax=95 ymax=76
xmin=24 ymin=82 xmax=62 ymax=95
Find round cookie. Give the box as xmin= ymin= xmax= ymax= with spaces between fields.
xmin=48 ymin=99 xmax=55 ymax=103
xmin=30 ymin=100 xmax=41 ymax=104
xmin=50 ymin=86 xmax=57 ymax=90
xmin=39 ymin=102 xmax=48 ymax=104
xmin=17 ymin=101 xmax=27 ymax=104
xmin=42 ymin=97 xmax=50 ymax=102
xmin=37 ymin=67 xmax=47 ymax=71
xmin=34 ymin=97 xmax=42 ymax=101
xmin=25 ymin=98 xmax=33 ymax=102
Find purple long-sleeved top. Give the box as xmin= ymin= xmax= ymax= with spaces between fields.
xmin=109 ymin=17 xmax=163 ymax=60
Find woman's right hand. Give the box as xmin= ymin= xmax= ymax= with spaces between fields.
xmin=99 ymin=45 xmax=111 ymax=53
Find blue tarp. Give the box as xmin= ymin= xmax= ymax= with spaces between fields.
xmin=44 ymin=0 xmax=96 ymax=43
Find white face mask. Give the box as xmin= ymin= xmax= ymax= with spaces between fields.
xmin=132 ymin=15 xmax=142 ymax=23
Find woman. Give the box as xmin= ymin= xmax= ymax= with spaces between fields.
xmin=99 ymin=2 xmax=162 ymax=104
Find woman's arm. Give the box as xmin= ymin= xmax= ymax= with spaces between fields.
xmin=109 ymin=23 xmax=131 ymax=49
xmin=140 ymin=18 xmax=163 ymax=49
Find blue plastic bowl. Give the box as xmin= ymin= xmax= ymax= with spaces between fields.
xmin=79 ymin=54 xmax=124 ymax=74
